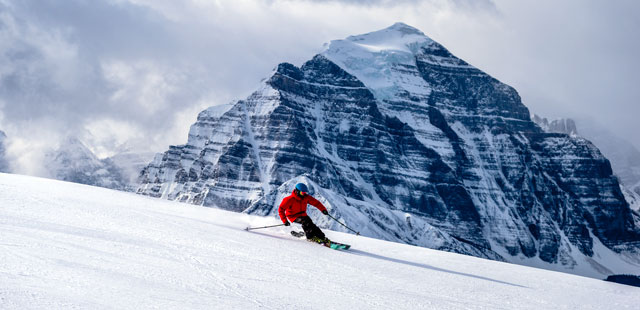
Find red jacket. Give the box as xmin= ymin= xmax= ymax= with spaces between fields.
xmin=278 ymin=190 xmax=327 ymax=223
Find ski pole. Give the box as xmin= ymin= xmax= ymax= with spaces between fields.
xmin=327 ymin=214 xmax=360 ymax=236
xmin=244 ymin=223 xmax=286 ymax=231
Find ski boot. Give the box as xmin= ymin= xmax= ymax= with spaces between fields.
xmin=309 ymin=236 xmax=331 ymax=247
xmin=308 ymin=236 xmax=329 ymax=244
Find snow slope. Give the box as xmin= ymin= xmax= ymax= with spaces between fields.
xmin=1 ymin=173 xmax=638 ymax=309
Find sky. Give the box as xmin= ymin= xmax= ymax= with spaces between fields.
xmin=0 ymin=0 xmax=639 ymax=175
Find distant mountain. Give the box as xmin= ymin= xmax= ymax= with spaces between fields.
xmin=0 ymin=130 xmax=9 ymax=172
xmin=42 ymin=136 xmax=155 ymax=191
xmin=531 ymin=115 xmax=578 ymax=136
xmin=44 ymin=137 xmax=129 ymax=190
xmin=138 ymin=23 xmax=640 ymax=277
xmin=106 ymin=141 xmax=156 ymax=189
xmin=532 ymin=115 xmax=640 ymax=212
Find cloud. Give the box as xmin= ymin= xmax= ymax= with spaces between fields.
xmin=283 ymin=0 xmax=497 ymax=11
xmin=482 ymin=0 xmax=640 ymax=140
xmin=0 ymin=0 xmax=638 ymax=176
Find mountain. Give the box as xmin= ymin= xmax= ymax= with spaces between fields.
xmin=532 ymin=115 xmax=640 ymax=212
xmin=106 ymin=142 xmax=156 ymax=189
xmin=137 ymin=23 xmax=640 ymax=277
xmin=44 ymin=136 xmax=129 ymax=190
xmin=622 ymin=186 xmax=640 ymax=212
xmin=575 ymin=119 xmax=640 ymax=199
xmin=531 ymin=115 xmax=578 ymax=136
xmin=43 ymin=136 xmax=155 ymax=191
xmin=0 ymin=130 xmax=9 ymax=172
xmin=2 ymin=173 xmax=639 ymax=309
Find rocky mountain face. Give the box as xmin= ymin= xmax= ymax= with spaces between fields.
xmin=137 ymin=23 xmax=640 ymax=277
xmin=623 ymin=187 xmax=640 ymax=213
xmin=576 ymin=120 xmax=640 ymax=203
xmin=533 ymin=115 xmax=640 ymax=212
xmin=0 ymin=130 xmax=9 ymax=173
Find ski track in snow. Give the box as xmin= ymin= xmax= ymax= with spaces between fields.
xmin=1 ymin=173 xmax=639 ymax=309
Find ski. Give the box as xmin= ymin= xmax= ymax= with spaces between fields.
xmin=290 ymin=231 xmax=305 ymax=238
xmin=326 ymin=241 xmax=350 ymax=250
xmin=290 ymin=231 xmax=350 ymax=250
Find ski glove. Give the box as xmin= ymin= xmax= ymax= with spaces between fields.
xmin=322 ymin=210 xmax=329 ymax=215
xmin=284 ymin=221 xmax=291 ymax=226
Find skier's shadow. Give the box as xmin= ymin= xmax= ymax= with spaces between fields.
xmin=346 ymin=249 xmax=528 ymax=288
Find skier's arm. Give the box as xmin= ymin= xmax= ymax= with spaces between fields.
xmin=307 ymin=196 xmax=328 ymax=214
xmin=278 ymin=197 xmax=291 ymax=224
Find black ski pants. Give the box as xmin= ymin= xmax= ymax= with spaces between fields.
xmin=293 ymin=216 xmax=325 ymax=240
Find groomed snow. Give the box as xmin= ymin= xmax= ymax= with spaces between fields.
xmin=1 ymin=173 xmax=638 ymax=309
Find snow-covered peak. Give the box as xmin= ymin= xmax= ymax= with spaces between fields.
xmin=387 ymin=22 xmax=425 ymax=34
xmin=320 ymin=22 xmax=480 ymax=104
xmin=321 ymin=23 xmax=441 ymax=100
xmin=341 ymin=22 xmax=433 ymax=54
xmin=49 ymin=136 xmax=102 ymax=166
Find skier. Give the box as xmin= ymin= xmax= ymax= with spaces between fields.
xmin=279 ymin=182 xmax=330 ymax=244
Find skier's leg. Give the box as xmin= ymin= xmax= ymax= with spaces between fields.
xmin=309 ymin=220 xmax=326 ymax=240
xmin=295 ymin=216 xmax=325 ymax=240
xmin=294 ymin=216 xmax=314 ymax=239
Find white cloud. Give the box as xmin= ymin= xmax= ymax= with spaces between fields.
xmin=3 ymin=118 xmax=65 ymax=177
xmin=83 ymin=118 xmax=144 ymax=158
xmin=0 ymin=0 xmax=638 ymax=177
xmin=101 ymin=60 xmax=182 ymax=114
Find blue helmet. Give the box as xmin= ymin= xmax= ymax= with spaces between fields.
xmin=295 ymin=183 xmax=309 ymax=193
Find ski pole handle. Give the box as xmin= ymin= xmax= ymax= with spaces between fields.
xmin=244 ymin=223 xmax=286 ymax=231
